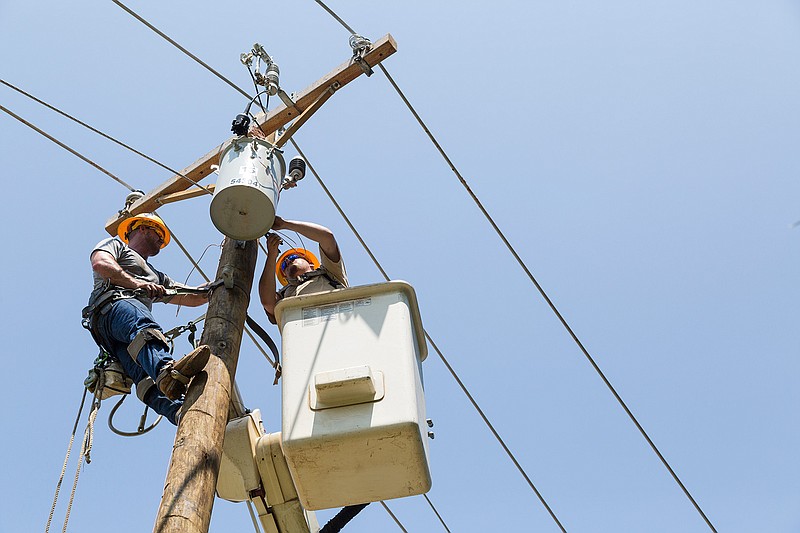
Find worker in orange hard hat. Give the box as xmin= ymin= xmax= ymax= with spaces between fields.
xmin=83 ymin=212 xmax=212 ymax=426
xmin=259 ymin=216 xmax=348 ymax=323
xmin=117 ymin=212 xmax=171 ymax=249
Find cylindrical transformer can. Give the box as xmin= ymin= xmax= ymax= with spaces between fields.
xmin=210 ymin=137 xmax=285 ymax=240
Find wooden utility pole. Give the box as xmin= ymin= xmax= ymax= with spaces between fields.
xmin=154 ymin=238 xmax=257 ymax=533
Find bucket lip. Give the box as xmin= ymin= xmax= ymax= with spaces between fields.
xmin=274 ymin=280 xmax=428 ymax=362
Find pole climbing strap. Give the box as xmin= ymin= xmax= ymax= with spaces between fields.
xmin=127 ymin=327 xmax=169 ymax=361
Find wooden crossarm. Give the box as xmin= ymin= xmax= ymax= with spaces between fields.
xmin=105 ymin=33 xmax=398 ymax=236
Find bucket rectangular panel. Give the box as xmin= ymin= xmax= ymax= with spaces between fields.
xmin=275 ymin=281 xmax=431 ymax=510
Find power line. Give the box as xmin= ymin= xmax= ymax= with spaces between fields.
xmin=380 ymin=501 xmax=408 ymax=533
xmin=111 ymin=0 xmax=250 ymax=100
xmin=0 ymin=103 xmax=136 ymax=192
xmin=0 ymin=78 xmax=214 ymax=197
xmin=423 ymin=494 xmax=452 ymax=533
xmin=313 ymin=0 xmax=357 ymax=34
xmin=310 ymin=2 xmax=717 ymax=531
xmin=290 ymin=138 xmax=566 ymax=532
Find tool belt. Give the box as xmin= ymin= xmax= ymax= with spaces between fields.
xmin=81 ymin=287 xmax=140 ymax=353
xmin=80 ymin=288 xmax=139 ymax=399
xmin=84 ymin=359 xmax=134 ymax=400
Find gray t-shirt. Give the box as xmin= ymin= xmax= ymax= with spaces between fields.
xmin=90 ymin=237 xmax=182 ymax=309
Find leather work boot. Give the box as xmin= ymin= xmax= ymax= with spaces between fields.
xmin=156 ymin=345 xmax=211 ymax=400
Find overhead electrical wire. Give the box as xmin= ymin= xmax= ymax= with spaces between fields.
xmin=379 ymin=501 xmax=408 ymax=533
xmin=310 ymin=2 xmax=718 ymax=532
xmin=290 ymin=138 xmax=537 ymax=532
xmin=423 ymin=493 xmax=452 ymax=533
xmin=0 ymin=103 xmax=136 ymax=192
xmin=111 ymin=0 xmax=250 ymax=101
xmin=0 ymin=79 xmax=214 ymax=197
xmin=6 ymin=2 xmax=714 ymax=528
xmin=108 ymin=4 xmax=457 ymax=530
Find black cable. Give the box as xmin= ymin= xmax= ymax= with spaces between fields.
xmin=310 ymin=2 xmax=717 ymax=531
xmin=247 ymin=66 xmax=269 ymax=116
xmin=320 ymin=503 xmax=369 ymax=533
xmin=244 ymin=314 xmax=280 ymax=369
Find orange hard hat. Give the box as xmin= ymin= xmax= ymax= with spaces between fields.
xmin=117 ymin=213 xmax=171 ymax=248
xmin=275 ymin=248 xmax=320 ymax=286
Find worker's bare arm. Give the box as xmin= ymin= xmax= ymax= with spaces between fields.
xmin=272 ymin=217 xmax=340 ymax=262
xmin=90 ymin=250 xmax=166 ymax=298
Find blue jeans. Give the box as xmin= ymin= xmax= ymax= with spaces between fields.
xmin=96 ymin=298 xmax=181 ymax=425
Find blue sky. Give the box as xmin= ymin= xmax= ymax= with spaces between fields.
xmin=2 ymin=1 xmax=800 ymax=531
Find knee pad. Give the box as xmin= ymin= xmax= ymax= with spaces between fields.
xmin=127 ymin=328 xmax=169 ymax=362
xmin=136 ymin=376 xmax=156 ymax=402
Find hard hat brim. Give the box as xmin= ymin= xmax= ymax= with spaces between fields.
xmin=275 ymin=248 xmax=320 ymax=286
xmin=117 ymin=213 xmax=171 ymax=248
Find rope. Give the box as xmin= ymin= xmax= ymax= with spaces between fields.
xmin=0 ymin=104 xmax=135 ymax=191
xmin=0 ymin=79 xmax=213 ymax=196
xmin=45 ymin=388 xmax=88 ymax=533
xmin=61 ymin=389 xmax=102 ymax=533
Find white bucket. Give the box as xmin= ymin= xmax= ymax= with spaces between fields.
xmin=275 ymin=281 xmax=431 ymax=510
xmin=210 ymin=137 xmax=285 ymax=240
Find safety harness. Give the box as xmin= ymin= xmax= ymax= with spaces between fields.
xmin=80 ymin=284 xmax=214 ymax=435
xmin=278 ymin=267 xmax=345 ymax=298
xmin=80 ymin=281 xmax=283 ymax=430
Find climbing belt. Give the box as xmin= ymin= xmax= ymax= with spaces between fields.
xmin=81 ymin=313 xmax=205 ymax=437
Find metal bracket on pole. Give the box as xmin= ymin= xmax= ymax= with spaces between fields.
xmin=350 ymin=34 xmax=374 ymax=76
xmin=275 ymin=81 xmax=341 ymax=148
xmin=277 ymin=89 xmax=300 ymax=115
